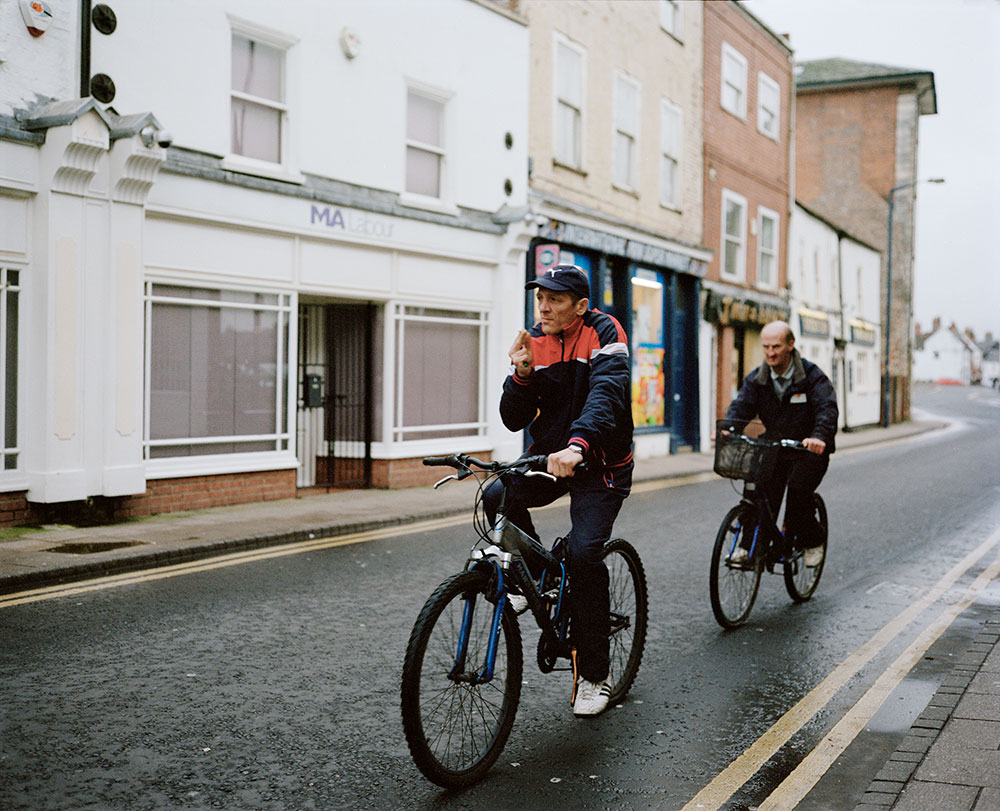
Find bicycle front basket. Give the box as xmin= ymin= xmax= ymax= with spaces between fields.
xmin=714 ymin=431 xmax=771 ymax=481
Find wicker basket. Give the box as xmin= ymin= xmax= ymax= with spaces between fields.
xmin=713 ymin=431 xmax=775 ymax=482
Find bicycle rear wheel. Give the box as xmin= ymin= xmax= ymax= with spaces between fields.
xmin=401 ymin=569 xmax=522 ymax=788
xmin=784 ymin=493 xmax=828 ymax=602
xmin=603 ymin=539 xmax=648 ymax=705
xmin=710 ymin=505 xmax=762 ymax=629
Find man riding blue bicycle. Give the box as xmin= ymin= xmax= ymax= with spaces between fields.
xmin=725 ymin=320 xmax=838 ymax=568
xmin=484 ymin=264 xmax=634 ymax=717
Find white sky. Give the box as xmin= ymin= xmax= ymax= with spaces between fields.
xmin=743 ymin=0 xmax=1000 ymax=341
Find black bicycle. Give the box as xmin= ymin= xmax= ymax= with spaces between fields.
xmin=709 ymin=419 xmax=829 ymax=629
xmin=401 ymin=453 xmax=648 ymax=788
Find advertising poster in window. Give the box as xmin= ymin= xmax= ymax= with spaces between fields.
xmin=630 ymin=268 xmax=666 ymax=428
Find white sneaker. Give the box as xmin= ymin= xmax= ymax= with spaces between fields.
xmin=729 ymin=546 xmax=749 ymax=565
xmin=507 ymin=594 xmax=529 ymax=615
xmin=573 ymin=678 xmax=612 ymax=717
xmin=803 ymin=546 xmax=824 ymax=568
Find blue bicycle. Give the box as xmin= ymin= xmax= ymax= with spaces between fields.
xmin=401 ymin=453 xmax=647 ymax=788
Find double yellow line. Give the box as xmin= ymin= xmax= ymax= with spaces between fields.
xmin=682 ymin=524 xmax=1000 ymax=810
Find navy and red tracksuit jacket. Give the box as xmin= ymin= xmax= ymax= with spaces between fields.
xmin=500 ymin=309 xmax=634 ymax=470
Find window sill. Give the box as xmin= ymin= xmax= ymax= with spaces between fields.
xmin=613 ymin=183 xmax=640 ymax=199
xmin=659 ymin=201 xmax=682 ymax=214
xmin=552 ymin=159 xmax=587 ymax=177
xmin=720 ymin=105 xmax=747 ymax=123
xmin=757 ymin=127 xmax=780 ymax=143
xmin=222 ymin=155 xmax=305 ymax=185
xmin=755 ymin=281 xmax=779 ymax=294
xmin=398 ymin=192 xmax=460 ymax=217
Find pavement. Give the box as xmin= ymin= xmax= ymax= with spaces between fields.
xmin=2 ymin=417 xmax=998 ymax=808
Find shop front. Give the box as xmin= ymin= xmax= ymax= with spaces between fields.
xmin=702 ymin=285 xmax=791 ymax=432
xmin=529 ymin=219 xmax=708 ymax=457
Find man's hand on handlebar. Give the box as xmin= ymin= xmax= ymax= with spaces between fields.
xmin=802 ymin=437 xmax=826 ymax=455
xmin=547 ymin=446 xmax=583 ymax=478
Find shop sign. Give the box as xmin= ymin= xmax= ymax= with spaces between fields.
xmin=537 ymin=219 xmax=706 ymax=277
xmin=535 ymin=244 xmax=559 ymax=276
xmin=850 ymin=318 xmax=877 ymax=346
xmin=798 ymin=308 xmax=830 ymax=338
xmin=704 ymin=291 xmax=789 ymax=328
xmin=309 ymin=204 xmax=395 ymax=239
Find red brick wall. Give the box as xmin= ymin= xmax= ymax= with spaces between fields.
xmin=0 ymin=492 xmax=33 ymax=526
xmin=702 ymin=1 xmax=793 ymax=287
xmin=371 ymin=453 xmax=494 ymax=489
xmin=116 ymin=470 xmax=297 ymax=518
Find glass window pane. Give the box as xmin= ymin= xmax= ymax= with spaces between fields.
xmin=556 ymin=102 xmax=580 ymax=166
xmin=661 ymin=155 xmax=677 ymax=205
xmin=232 ymin=35 xmax=282 ymax=101
xmin=5 ymin=286 xmax=17 ymax=450
xmin=761 ymin=216 xmax=775 ymax=248
xmin=406 ymin=146 xmax=441 ymax=197
xmin=616 ymin=79 xmax=637 ymax=133
xmin=557 ymin=43 xmax=582 ymax=105
xmin=614 ymin=132 xmax=633 ymax=187
xmin=725 ymin=240 xmax=741 ymax=276
xmin=407 ymin=92 xmax=442 ymax=147
xmin=399 ymin=317 xmax=479 ymax=439
xmin=759 ymin=253 xmax=774 ymax=286
xmin=231 ymin=99 xmax=281 ymax=162
xmin=725 ymin=199 xmax=742 ymax=238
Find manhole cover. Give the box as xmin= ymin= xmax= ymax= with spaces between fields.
xmin=45 ymin=541 xmax=146 ymax=555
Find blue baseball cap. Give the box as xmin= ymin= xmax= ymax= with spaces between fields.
xmin=525 ymin=264 xmax=590 ymax=299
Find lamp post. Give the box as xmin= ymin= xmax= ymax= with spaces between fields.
xmin=883 ymin=177 xmax=944 ymax=427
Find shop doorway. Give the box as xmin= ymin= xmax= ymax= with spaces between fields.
xmin=297 ymin=302 xmax=375 ymax=489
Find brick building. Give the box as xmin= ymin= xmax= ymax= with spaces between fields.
xmin=700 ymin=0 xmax=794 ymax=439
xmin=794 ymin=58 xmax=937 ymax=425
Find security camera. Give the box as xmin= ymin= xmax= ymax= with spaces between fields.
xmin=140 ymin=125 xmax=173 ymax=149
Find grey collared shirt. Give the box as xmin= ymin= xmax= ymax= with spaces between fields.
xmin=770 ymin=363 xmax=794 ymax=399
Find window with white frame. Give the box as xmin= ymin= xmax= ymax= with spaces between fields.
xmin=393 ymin=306 xmax=487 ymax=442
xmin=721 ymin=190 xmax=747 ymax=280
xmin=231 ymin=32 xmax=287 ymax=164
xmin=0 ymin=268 xmax=19 ymax=472
xmin=757 ymin=72 xmax=780 ymax=139
xmin=659 ymin=0 xmax=683 ymax=38
xmin=405 ymin=88 xmax=447 ymax=199
xmin=146 ymin=284 xmax=291 ymax=460
xmin=660 ymin=99 xmax=682 ymax=208
xmin=757 ymin=206 xmax=779 ymax=289
xmin=613 ymin=72 xmax=640 ymax=191
xmin=856 ymin=352 xmax=868 ymax=390
xmin=721 ymin=43 xmax=748 ymax=119
xmin=555 ymin=34 xmax=585 ymax=169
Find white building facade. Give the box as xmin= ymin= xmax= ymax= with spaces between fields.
xmin=789 ymin=203 xmax=881 ymax=430
xmin=0 ymin=0 xmax=531 ymax=522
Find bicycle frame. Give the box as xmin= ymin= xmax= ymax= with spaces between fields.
xmin=456 ymin=477 xmax=571 ymax=684
xmin=731 ymin=479 xmax=796 ymax=571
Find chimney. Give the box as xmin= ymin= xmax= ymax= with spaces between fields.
xmin=987 ymin=332 xmax=994 ymax=342
xmin=932 ymin=317 xmax=941 ymax=332
xmin=915 ymin=322 xmax=922 ymax=337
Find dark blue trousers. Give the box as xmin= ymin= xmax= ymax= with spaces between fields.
xmin=482 ymin=458 xmax=632 ymax=683
xmin=762 ymin=449 xmax=829 ymax=548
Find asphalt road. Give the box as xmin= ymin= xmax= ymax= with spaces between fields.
xmin=1 ymin=383 xmax=998 ymax=810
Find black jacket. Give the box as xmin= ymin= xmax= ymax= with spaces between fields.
xmin=726 ymin=349 xmax=839 ymax=453
xmin=500 ymin=309 xmax=633 ymax=468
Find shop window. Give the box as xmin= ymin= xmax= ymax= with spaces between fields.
xmin=721 ymin=189 xmax=747 ymax=281
xmin=613 ymin=72 xmax=640 ymax=191
xmin=405 ymin=88 xmax=447 ymax=200
xmin=230 ymin=32 xmax=287 ymax=164
xmin=660 ymin=99 xmax=682 ymax=209
xmin=0 ymin=268 xmax=19 ymax=472
xmin=721 ymin=42 xmax=747 ymax=120
xmin=757 ymin=72 xmax=780 ymax=140
xmin=757 ymin=206 xmax=779 ymax=290
xmin=394 ymin=306 xmax=487 ymax=442
xmin=630 ymin=268 xmax=666 ymax=428
xmin=554 ymin=33 xmax=585 ymax=169
xmin=146 ymin=285 xmax=291 ymax=459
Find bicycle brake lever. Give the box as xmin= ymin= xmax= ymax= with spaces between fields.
xmin=433 ymin=474 xmax=459 ymax=489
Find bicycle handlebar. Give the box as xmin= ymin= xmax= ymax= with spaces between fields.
xmin=422 ymin=453 xmax=586 ymax=475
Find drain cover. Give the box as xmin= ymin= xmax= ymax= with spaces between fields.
xmin=45 ymin=541 xmax=146 ymax=555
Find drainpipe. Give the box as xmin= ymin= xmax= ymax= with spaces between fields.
xmin=80 ymin=0 xmax=92 ymax=98
xmin=836 ymin=234 xmax=850 ymax=431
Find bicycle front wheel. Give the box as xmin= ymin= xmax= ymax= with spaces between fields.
xmin=710 ymin=505 xmax=762 ymax=629
xmin=784 ymin=493 xmax=828 ymax=602
xmin=401 ymin=569 xmax=523 ymax=788
xmin=604 ymin=539 xmax=648 ymax=705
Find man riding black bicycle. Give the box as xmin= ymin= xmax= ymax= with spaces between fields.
xmin=484 ymin=264 xmax=633 ymax=717
xmin=725 ymin=320 xmax=838 ymax=568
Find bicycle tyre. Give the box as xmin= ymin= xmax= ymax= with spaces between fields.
xmin=603 ymin=539 xmax=648 ymax=705
xmin=710 ymin=504 xmax=762 ymax=629
xmin=401 ymin=569 xmax=522 ymax=788
xmin=784 ymin=493 xmax=828 ymax=602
